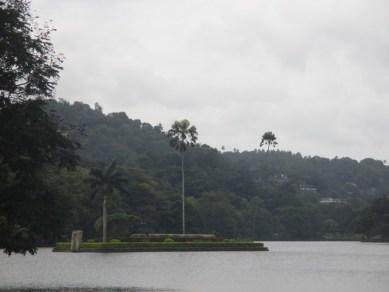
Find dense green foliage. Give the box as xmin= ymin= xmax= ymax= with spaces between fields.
xmin=0 ymin=0 xmax=62 ymax=100
xmin=0 ymin=0 xmax=78 ymax=255
xmin=357 ymin=197 xmax=389 ymax=240
xmin=40 ymin=100 xmax=389 ymax=242
xmin=85 ymin=160 xmax=128 ymax=242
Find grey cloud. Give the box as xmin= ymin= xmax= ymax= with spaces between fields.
xmin=33 ymin=0 xmax=389 ymax=160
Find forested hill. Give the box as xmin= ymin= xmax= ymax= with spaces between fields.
xmin=47 ymin=99 xmax=389 ymax=240
xmin=49 ymin=99 xmax=389 ymax=201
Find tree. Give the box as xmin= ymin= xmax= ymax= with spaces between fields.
xmin=85 ymin=161 xmax=128 ymax=242
xmin=94 ymin=213 xmax=141 ymax=239
xmin=357 ymin=197 xmax=389 ymax=240
xmin=167 ymin=119 xmax=198 ymax=234
xmin=0 ymin=0 xmax=63 ymax=101
xmin=197 ymin=191 xmax=243 ymax=238
xmin=260 ymin=131 xmax=278 ymax=151
xmin=0 ymin=0 xmax=78 ymax=255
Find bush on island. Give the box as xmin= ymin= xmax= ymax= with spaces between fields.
xmin=163 ymin=237 xmax=175 ymax=243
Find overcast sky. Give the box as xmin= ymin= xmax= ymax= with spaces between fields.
xmin=32 ymin=0 xmax=389 ymax=161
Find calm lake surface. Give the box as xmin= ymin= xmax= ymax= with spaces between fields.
xmin=1 ymin=241 xmax=389 ymax=292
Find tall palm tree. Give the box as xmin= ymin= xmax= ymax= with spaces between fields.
xmin=167 ymin=119 xmax=198 ymax=234
xmin=260 ymin=131 xmax=278 ymax=151
xmin=85 ymin=160 xmax=127 ymax=242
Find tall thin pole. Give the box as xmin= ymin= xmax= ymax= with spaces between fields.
xmin=103 ymin=195 xmax=107 ymax=242
xmin=181 ymin=153 xmax=185 ymax=234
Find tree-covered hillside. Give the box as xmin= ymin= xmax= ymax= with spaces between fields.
xmin=43 ymin=100 xmax=389 ymax=241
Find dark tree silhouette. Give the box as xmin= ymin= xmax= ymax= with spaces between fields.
xmin=0 ymin=0 xmax=77 ymax=255
xmin=0 ymin=0 xmax=63 ymax=101
xmin=260 ymin=131 xmax=278 ymax=151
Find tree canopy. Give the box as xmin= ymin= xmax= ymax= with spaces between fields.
xmin=2 ymin=98 xmax=388 ymax=254
xmin=0 ymin=0 xmax=78 ymax=255
xmin=260 ymin=131 xmax=278 ymax=151
xmin=167 ymin=119 xmax=198 ymax=153
xmin=0 ymin=0 xmax=62 ymax=101
xmin=25 ymin=99 xmax=388 ymax=244
xmin=86 ymin=161 xmax=128 ymax=242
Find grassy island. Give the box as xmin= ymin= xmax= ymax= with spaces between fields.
xmin=53 ymin=240 xmax=269 ymax=252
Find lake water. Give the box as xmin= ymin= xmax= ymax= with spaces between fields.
xmin=1 ymin=241 xmax=389 ymax=292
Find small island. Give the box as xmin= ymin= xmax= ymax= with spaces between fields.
xmin=53 ymin=233 xmax=269 ymax=252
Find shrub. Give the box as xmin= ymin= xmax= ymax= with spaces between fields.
xmin=163 ymin=237 xmax=175 ymax=243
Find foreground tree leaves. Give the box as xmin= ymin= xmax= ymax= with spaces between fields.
xmin=0 ymin=1 xmax=78 ymax=255
xmin=0 ymin=99 xmax=79 ymax=255
xmin=0 ymin=0 xmax=63 ymax=100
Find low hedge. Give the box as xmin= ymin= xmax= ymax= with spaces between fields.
xmin=125 ymin=234 xmax=222 ymax=242
xmin=53 ymin=241 xmax=268 ymax=252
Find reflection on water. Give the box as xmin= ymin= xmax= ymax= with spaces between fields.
xmin=1 ymin=242 xmax=389 ymax=292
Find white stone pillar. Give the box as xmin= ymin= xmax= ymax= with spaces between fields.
xmin=71 ymin=230 xmax=83 ymax=252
